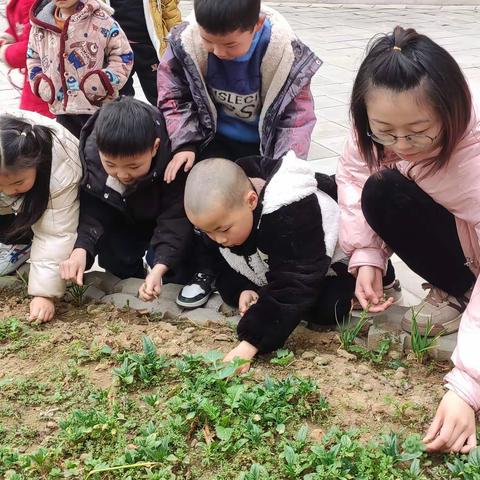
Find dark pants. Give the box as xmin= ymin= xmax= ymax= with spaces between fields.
xmin=217 ymin=260 xmax=356 ymax=327
xmin=361 ymin=169 xmax=475 ymax=297
xmin=120 ymin=42 xmax=159 ymax=106
xmin=193 ymin=134 xmax=261 ymax=276
xmin=56 ymin=114 xmax=91 ymax=139
xmin=87 ymin=221 xmax=194 ymax=284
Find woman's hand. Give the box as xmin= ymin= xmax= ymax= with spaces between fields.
xmin=355 ymin=265 xmax=393 ymax=313
xmin=423 ymin=390 xmax=477 ymax=453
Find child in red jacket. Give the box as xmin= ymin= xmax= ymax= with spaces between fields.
xmin=0 ymin=0 xmax=53 ymax=118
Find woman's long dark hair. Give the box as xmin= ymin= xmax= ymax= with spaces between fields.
xmin=351 ymin=26 xmax=472 ymax=173
xmin=0 ymin=114 xmax=54 ymax=243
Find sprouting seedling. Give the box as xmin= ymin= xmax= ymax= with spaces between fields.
xmin=336 ymin=306 xmax=370 ymax=351
xmin=409 ymin=308 xmax=443 ymax=364
xmin=16 ymin=269 xmax=29 ymax=295
xmin=66 ymin=283 xmax=91 ymax=307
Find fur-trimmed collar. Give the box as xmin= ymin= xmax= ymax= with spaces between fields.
xmin=177 ymin=6 xmax=303 ymax=134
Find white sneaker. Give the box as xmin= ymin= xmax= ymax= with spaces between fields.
xmin=0 ymin=243 xmax=31 ymax=276
xmin=176 ymin=272 xmax=216 ymax=308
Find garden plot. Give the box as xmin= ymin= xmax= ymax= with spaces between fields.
xmin=1 ymin=280 xmax=479 ymax=479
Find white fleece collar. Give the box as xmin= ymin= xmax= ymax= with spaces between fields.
xmin=262 ymin=151 xmax=342 ymax=261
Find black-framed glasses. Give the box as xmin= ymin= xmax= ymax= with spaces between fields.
xmin=367 ymin=130 xmax=437 ymax=149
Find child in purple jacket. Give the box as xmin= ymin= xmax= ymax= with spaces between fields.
xmin=157 ymin=0 xmax=321 ymax=308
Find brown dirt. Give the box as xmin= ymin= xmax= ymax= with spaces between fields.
xmin=0 ymin=287 xmax=449 ymax=450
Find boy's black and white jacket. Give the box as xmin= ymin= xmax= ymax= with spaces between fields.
xmin=74 ymin=103 xmax=191 ymax=270
xmin=216 ymin=151 xmax=347 ymax=353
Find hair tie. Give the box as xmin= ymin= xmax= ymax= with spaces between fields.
xmin=393 ymin=46 xmax=402 ymax=52
xmin=20 ymin=127 xmax=35 ymax=138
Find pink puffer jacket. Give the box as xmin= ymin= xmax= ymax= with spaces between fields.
xmin=27 ymin=0 xmax=133 ymax=115
xmin=337 ymin=104 xmax=480 ymax=411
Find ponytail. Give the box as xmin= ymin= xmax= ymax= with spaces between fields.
xmin=0 ymin=114 xmax=53 ymax=243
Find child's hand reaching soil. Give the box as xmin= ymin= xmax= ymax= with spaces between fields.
xmin=139 ymin=264 xmax=168 ymax=301
xmin=223 ymin=341 xmax=259 ymax=374
xmin=29 ymin=296 xmax=55 ymax=323
xmin=60 ymin=248 xmax=87 ymax=286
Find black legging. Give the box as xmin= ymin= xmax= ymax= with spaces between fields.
xmin=361 ymin=168 xmax=475 ymax=297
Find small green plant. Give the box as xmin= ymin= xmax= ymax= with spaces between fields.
xmin=270 ymin=348 xmax=295 ymax=366
xmin=16 ymin=269 xmax=29 ymax=295
xmin=238 ymin=463 xmax=270 ymax=480
xmin=66 ymin=283 xmax=91 ymax=307
xmin=409 ymin=308 xmax=443 ymax=364
xmin=0 ymin=317 xmax=25 ymax=342
xmin=336 ymin=308 xmax=370 ymax=351
xmin=447 ymin=446 xmax=480 ymax=479
xmin=113 ymin=336 xmax=168 ymax=386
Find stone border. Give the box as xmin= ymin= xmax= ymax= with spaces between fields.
xmin=0 ymin=270 xmax=457 ymax=361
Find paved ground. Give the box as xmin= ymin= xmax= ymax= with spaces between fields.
xmin=1 ymin=2 xmax=479 ymax=309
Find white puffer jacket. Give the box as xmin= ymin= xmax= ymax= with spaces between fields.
xmin=0 ymin=109 xmax=82 ymax=298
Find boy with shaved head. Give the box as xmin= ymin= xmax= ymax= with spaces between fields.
xmin=158 ymin=0 xmax=322 ymax=308
xmin=184 ymin=154 xmax=354 ymax=370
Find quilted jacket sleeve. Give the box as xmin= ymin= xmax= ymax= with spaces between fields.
xmin=336 ymin=135 xmax=390 ymax=275
xmin=157 ymin=44 xmax=205 ymax=153
xmin=272 ymin=84 xmax=316 ymax=160
xmin=162 ymin=0 xmax=181 ymax=35
xmin=28 ymin=137 xmax=82 ymax=298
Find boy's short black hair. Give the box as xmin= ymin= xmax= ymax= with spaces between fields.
xmin=94 ymin=97 xmax=158 ymax=158
xmin=194 ymin=0 xmax=260 ymax=35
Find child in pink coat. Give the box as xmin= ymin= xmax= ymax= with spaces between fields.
xmin=0 ymin=0 xmax=53 ymax=117
xmin=337 ymin=26 xmax=480 ymax=455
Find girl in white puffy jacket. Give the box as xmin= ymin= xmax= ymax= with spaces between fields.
xmin=0 ymin=110 xmax=82 ymax=322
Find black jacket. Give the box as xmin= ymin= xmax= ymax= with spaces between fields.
xmin=74 ymin=105 xmax=191 ymax=269
xmin=215 ymin=153 xmax=343 ymax=353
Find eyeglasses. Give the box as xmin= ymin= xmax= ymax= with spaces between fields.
xmin=367 ymin=130 xmax=437 ymax=149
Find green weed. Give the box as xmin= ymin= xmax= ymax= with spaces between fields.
xmin=0 ymin=317 xmax=25 ymax=342
xmin=336 ymin=308 xmax=370 ymax=351
xmin=409 ymin=308 xmax=442 ymax=364
xmin=66 ymin=283 xmax=91 ymax=307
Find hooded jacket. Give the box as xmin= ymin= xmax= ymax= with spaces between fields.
xmin=157 ymin=6 xmax=321 ymax=160
xmin=0 ymin=109 xmax=81 ymax=298
xmin=216 ymin=151 xmax=346 ymax=353
xmin=336 ymin=102 xmax=480 ymax=412
xmin=0 ymin=0 xmax=53 ymax=117
xmin=27 ymin=0 xmax=133 ymax=115
xmin=74 ymin=103 xmax=191 ymax=269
